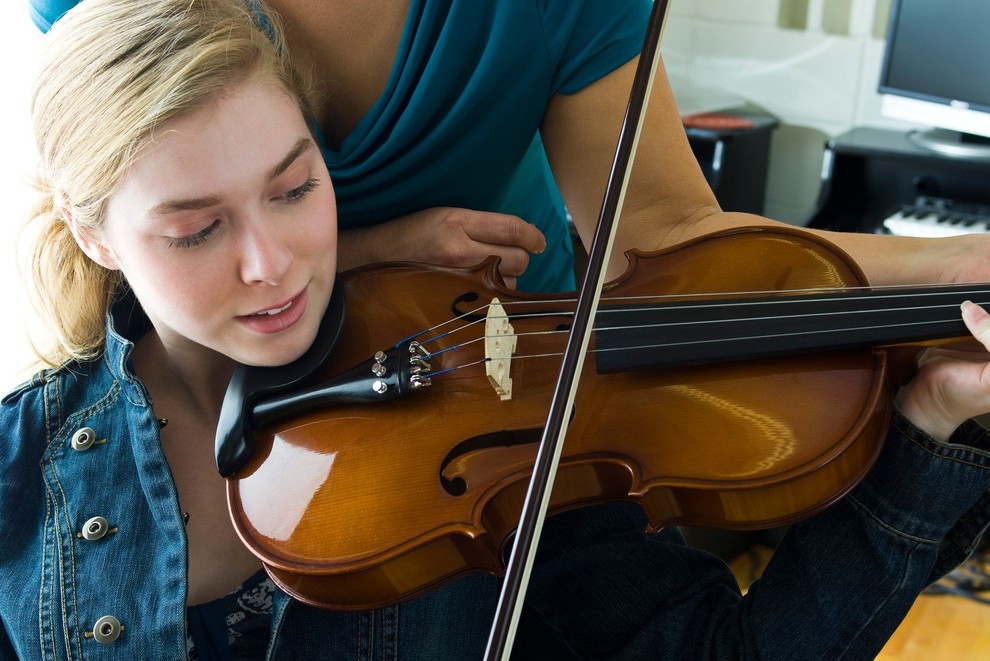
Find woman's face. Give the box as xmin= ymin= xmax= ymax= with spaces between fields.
xmin=92 ymin=74 xmax=338 ymax=367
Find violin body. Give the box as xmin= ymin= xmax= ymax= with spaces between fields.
xmin=227 ymin=226 xmax=896 ymax=610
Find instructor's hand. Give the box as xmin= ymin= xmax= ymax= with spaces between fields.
xmin=337 ymin=207 xmax=546 ymax=289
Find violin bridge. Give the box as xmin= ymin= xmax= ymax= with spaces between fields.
xmin=485 ymin=297 xmax=517 ymax=401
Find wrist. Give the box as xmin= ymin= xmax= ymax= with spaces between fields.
xmin=893 ymin=388 xmax=959 ymax=443
xmin=336 ymin=224 xmax=386 ymax=272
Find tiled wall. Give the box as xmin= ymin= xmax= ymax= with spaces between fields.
xmin=661 ymin=0 xmax=912 ymax=223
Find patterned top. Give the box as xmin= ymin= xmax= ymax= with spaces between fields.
xmin=187 ymin=570 xmax=275 ymax=660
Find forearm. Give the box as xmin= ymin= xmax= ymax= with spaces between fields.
xmin=799 ymin=224 xmax=990 ymax=287
xmin=619 ymin=202 xmax=989 ymax=287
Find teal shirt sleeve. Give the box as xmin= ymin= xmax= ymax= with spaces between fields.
xmin=539 ymin=0 xmax=654 ymax=94
xmin=28 ymin=0 xmax=79 ymax=32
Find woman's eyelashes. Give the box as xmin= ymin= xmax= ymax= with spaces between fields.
xmin=166 ymin=178 xmax=321 ymax=249
xmin=279 ymin=177 xmax=320 ymax=203
xmin=167 ymin=219 xmax=220 ymax=249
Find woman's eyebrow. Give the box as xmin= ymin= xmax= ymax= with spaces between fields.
xmin=149 ymin=194 xmax=223 ymax=217
xmin=266 ymin=137 xmax=315 ymax=181
xmin=148 ymin=137 xmax=316 ymax=217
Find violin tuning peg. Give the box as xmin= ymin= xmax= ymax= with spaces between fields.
xmin=409 ymin=342 xmax=430 ymax=358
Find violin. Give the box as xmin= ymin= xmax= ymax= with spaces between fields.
xmin=216 ymin=224 xmax=990 ymax=612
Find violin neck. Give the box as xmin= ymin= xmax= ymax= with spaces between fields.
xmin=594 ymin=283 xmax=990 ymax=374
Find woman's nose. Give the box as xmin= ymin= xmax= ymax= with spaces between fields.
xmin=238 ymin=217 xmax=292 ymax=286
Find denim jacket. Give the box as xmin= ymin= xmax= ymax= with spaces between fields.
xmin=4 ymin=292 xmax=990 ymax=660
xmin=0 ymin=296 xmax=190 ymax=659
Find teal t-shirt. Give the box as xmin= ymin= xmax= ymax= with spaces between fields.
xmin=30 ymin=0 xmax=652 ymax=292
xmin=318 ymin=0 xmax=651 ymax=292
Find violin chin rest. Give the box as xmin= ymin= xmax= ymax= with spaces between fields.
xmin=214 ymin=278 xmax=347 ymax=477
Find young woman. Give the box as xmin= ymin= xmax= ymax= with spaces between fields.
xmin=4 ymin=0 xmax=990 ymax=659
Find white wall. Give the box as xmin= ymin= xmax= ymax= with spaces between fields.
xmin=662 ymin=0 xmax=914 ymax=224
xmin=1 ymin=11 xmax=43 ymax=392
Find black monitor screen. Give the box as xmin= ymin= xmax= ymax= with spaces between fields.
xmin=879 ymin=0 xmax=990 ymax=112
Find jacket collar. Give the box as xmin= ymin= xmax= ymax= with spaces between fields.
xmin=105 ymin=287 xmax=153 ymax=406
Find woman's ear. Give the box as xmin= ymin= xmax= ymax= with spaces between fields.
xmin=63 ymin=210 xmax=121 ymax=271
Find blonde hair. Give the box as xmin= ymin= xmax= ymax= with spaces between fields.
xmin=26 ymin=0 xmax=307 ymax=366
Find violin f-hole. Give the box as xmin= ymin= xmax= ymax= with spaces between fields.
xmin=438 ymin=428 xmax=544 ymax=496
xmin=452 ymin=291 xmax=484 ymax=322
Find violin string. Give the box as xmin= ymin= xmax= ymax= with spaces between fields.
xmin=421 ymin=326 xmax=566 ymax=359
xmin=460 ymin=281 xmax=990 ymax=310
xmin=394 ymin=301 xmax=492 ymax=348
xmin=561 ymin=315 xmax=959 ymax=356
xmin=590 ymin=316 xmax=964 ymax=356
xmin=412 ymin=286 xmax=988 ymax=378
xmin=421 ymin=356 xmax=490 ymax=379
xmin=419 ymin=315 xmax=966 ymax=379
xmin=401 ymin=282 xmax=990 ymax=357
xmin=418 ymin=291 xmax=986 ymax=349
xmin=497 ymin=283 xmax=990 ymax=314
xmin=421 ymin=350 xmax=572 ymax=380
xmin=589 ymin=301 xmax=973 ymax=334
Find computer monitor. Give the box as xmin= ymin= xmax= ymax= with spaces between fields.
xmin=878 ymin=0 xmax=990 ymax=159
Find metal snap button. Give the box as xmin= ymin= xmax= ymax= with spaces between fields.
xmin=91 ymin=615 xmax=123 ymax=643
xmin=81 ymin=516 xmax=110 ymax=541
xmin=71 ymin=427 xmax=97 ymax=451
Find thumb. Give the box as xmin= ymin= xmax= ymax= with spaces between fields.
xmin=961 ymin=300 xmax=990 ymax=351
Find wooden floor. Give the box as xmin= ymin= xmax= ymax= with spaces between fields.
xmin=878 ymin=591 xmax=990 ymax=660
xmin=730 ymin=544 xmax=990 ymax=659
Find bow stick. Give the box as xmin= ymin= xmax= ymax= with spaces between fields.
xmin=484 ymin=1 xmax=674 ymax=658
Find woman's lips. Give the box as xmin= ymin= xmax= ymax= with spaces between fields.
xmin=238 ymin=288 xmax=308 ymax=334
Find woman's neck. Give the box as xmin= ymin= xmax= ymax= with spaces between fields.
xmin=131 ymin=330 xmax=234 ymax=429
xmin=132 ymin=330 xmax=264 ymax=604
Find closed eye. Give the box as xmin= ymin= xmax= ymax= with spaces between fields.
xmin=280 ymin=177 xmax=320 ymax=203
xmin=167 ymin=220 xmax=221 ymax=249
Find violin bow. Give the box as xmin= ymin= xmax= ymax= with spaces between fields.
xmin=484 ymin=1 xmax=674 ymax=658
